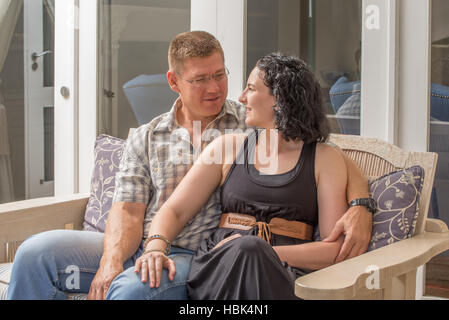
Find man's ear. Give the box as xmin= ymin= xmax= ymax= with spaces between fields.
xmin=167 ymin=70 xmax=180 ymax=93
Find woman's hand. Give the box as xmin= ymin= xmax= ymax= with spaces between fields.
xmin=134 ymin=250 xmax=176 ymax=288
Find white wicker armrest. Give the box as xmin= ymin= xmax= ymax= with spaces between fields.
xmin=295 ymin=231 xmax=449 ymax=300
xmin=425 ymin=218 xmax=449 ymax=233
xmin=0 ymin=194 xmax=89 ymax=263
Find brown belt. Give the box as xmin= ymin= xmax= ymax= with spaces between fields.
xmin=218 ymin=213 xmax=313 ymax=244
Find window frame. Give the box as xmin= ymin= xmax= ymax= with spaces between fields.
xmin=54 ymin=0 xmax=80 ymax=196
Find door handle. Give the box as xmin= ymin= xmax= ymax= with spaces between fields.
xmin=31 ymin=51 xmax=53 ymax=71
xmin=32 ymin=51 xmax=53 ymax=62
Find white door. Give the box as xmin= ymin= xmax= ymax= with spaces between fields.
xmin=24 ymin=0 xmax=54 ymax=198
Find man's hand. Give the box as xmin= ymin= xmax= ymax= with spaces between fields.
xmin=323 ymin=206 xmax=372 ymax=263
xmin=87 ymin=259 xmax=123 ymax=300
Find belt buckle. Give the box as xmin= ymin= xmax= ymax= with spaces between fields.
xmin=223 ymin=213 xmax=255 ymax=230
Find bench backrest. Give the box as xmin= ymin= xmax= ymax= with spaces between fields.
xmin=329 ymin=134 xmax=438 ymax=236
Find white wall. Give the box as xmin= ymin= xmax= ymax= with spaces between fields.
xmin=191 ymin=0 xmax=246 ymax=101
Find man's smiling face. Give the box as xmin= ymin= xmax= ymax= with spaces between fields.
xmin=169 ymin=51 xmax=228 ymax=121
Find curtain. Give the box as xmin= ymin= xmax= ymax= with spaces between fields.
xmin=0 ymin=0 xmax=23 ymax=71
xmin=0 ymin=0 xmax=22 ymax=203
xmin=0 ymin=104 xmax=13 ymax=203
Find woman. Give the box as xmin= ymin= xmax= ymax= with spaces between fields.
xmin=135 ymin=53 xmax=348 ymax=300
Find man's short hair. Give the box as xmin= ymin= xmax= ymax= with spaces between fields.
xmin=168 ymin=31 xmax=225 ymax=72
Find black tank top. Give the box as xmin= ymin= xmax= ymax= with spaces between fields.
xmin=220 ymin=130 xmax=318 ymax=231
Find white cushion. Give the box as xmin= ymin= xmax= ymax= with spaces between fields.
xmin=67 ymin=293 xmax=87 ymax=300
xmin=0 ymin=263 xmax=12 ymax=300
xmin=0 ymin=282 xmax=8 ymax=300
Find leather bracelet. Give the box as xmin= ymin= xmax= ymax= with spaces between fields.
xmin=143 ymin=234 xmax=171 ymax=255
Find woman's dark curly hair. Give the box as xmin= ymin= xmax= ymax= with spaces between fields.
xmin=256 ymin=53 xmax=329 ymax=143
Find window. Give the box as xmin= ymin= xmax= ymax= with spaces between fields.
xmin=0 ymin=0 xmax=55 ymax=204
xmin=426 ymin=0 xmax=449 ymax=299
xmin=246 ymin=0 xmax=362 ymax=135
xmin=98 ymin=0 xmax=191 ymax=140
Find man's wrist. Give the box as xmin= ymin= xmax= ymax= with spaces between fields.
xmin=349 ymin=198 xmax=377 ymax=214
xmin=100 ymin=253 xmax=125 ymax=267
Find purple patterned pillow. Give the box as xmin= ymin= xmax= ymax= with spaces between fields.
xmin=367 ymin=166 xmax=425 ymax=251
xmin=83 ymin=135 xmax=125 ymax=233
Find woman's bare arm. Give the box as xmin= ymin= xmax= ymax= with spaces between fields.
xmin=136 ymin=134 xmax=246 ymax=287
xmin=323 ymin=147 xmax=372 ymax=262
xmin=273 ymin=143 xmax=348 ymax=270
xmin=147 ymin=136 xmax=228 ymax=246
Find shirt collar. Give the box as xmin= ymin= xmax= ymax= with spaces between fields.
xmin=153 ymin=98 xmax=240 ymax=133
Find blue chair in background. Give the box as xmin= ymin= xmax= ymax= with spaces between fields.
xmin=329 ymin=77 xmax=449 ymax=122
xmin=431 ymin=83 xmax=449 ymax=122
xmin=329 ymin=77 xmax=361 ymax=115
xmin=123 ymin=74 xmax=178 ymax=126
xmin=329 ymin=77 xmax=361 ymax=135
xmin=329 ymin=77 xmax=449 ymax=220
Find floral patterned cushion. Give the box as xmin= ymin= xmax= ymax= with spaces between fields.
xmin=83 ymin=135 xmax=125 ymax=233
xmin=368 ymin=166 xmax=425 ymax=251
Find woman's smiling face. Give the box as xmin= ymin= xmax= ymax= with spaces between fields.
xmin=239 ymin=67 xmax=277 ymax=129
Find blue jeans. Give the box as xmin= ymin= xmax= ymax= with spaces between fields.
xmin=6 ymin=230 xmax=193 ymax=300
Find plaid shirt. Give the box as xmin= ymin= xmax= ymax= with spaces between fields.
xmin=113 ymin=99 xmax=247 ymax=251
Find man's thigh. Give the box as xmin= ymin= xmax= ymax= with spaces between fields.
xmin=9 ymin=229 xmax=105 ymax=296
xmin=45 ymin=230 xmax=106 ymax=293
xmin=106 ymin=248 xmax=194 ymax=300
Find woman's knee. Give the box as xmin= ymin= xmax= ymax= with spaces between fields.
xmin=235 ymin=235 xmax=270 ymax=254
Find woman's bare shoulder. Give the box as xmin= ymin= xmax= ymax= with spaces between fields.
xmin=316 ymin=142 xmax=343 ymax=159
xmin=315 ymin=142 xmax=346 ymax=173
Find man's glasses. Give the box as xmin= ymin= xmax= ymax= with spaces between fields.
xmin=176 ymin=68 xmax=229 ymax=87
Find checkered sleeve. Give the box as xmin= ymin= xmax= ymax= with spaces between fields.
xmin=113 ymin=126 xmax=153 ymax=205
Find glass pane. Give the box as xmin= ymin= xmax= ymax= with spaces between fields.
xmin=0 ymin=0 xmax=55 ymax=204
xmin=43 ymin=0 xmax=55 ymax=88
xmin=247 ymin=0 xmax=362 ymax=135
xmin=426 ymin=0 xmax=449 ymax=299
xmin=99 ymin=0 xmax=190 ymax=140
xmin=44 ymin=106 xmax=54 ymax=182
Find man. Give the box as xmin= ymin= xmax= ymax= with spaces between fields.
xmin=7 ymin=31 xmax=372 ymax=300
